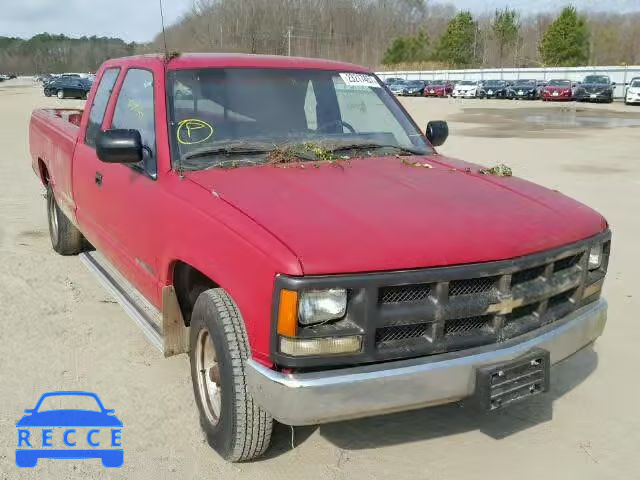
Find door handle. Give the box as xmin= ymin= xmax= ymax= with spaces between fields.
xmin=95 ymin=172 xmax=103 ymax=186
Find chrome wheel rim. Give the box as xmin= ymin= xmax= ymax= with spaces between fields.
xmin=48 ymin=193 xmax=59 ymax=246
xmin=195 ymin=328 xmax=222 ymax=426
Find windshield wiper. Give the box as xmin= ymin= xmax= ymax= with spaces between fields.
xmin=181 ymin=142 xmax=275 ymax=161
xmin=324 ymin=142 xmax=427 ymax=156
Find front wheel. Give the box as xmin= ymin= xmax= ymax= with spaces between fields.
xmin=57 ymin=89 xmax=65 ymax=99
xmin=46 ymin=185 xmax=85 ymax=255
xmin=44 ymin=89 xmax=51 ymax=97
xmin=190 ymin=289 xmax=273 ymax=462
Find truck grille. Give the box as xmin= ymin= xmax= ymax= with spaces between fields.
xmin=273 ymin=232 xmax=610 ymax=369
xmin=370 ymin=237 xmax=610 ymax=359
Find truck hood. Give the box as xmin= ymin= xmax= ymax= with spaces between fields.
xmin=185 ymin=155 xmax=605 ymax=275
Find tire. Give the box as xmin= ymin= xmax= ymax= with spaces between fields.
xmin=57 ymin=89 xmax=65 ymax=99
xmin=190 ymin=289 xmax=273 ymax=462
xmin=44 ymin=89 xmax=51 ymax=97
xmin=46 ymin=185 xmax=84 ymax=255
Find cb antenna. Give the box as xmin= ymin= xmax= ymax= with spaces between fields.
xmin=159 ymin=0 xmax=169 ymax=60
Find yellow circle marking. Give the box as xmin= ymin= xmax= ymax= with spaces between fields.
xmin=177 ymin=119 xmax=214 ymax=145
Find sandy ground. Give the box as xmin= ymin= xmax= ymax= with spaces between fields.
xmin=1 ymin=79 xmax=639 ymax=479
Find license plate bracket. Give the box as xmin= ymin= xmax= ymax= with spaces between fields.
xmin=475 ymin=349 xmax=550 ymax=411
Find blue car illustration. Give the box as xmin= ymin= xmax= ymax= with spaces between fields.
xmin=16 ymin=391 xmax=123 ymax=468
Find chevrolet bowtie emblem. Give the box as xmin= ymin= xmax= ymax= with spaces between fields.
xmin=486 ymin=296 xmax=525 ymax=315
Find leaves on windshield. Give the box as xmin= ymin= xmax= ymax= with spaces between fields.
xmin=479 ymin=164 xmax=513 ymax=177
xmin=266 ymin=142 xmax=351 ymax=169
xmin=400 ymin=157 xmax=433 ymax=168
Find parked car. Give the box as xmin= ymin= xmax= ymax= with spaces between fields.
xmin=43 ymin=76 xmax=92 ymax=99
xmin=423 ymin=80 xmax=453 ymax=97
xmin=384 ymin=77 xmax=403 ymax=86
xmin=479 ymin=79 xmax=509 ymax=99
xmin=574 ymin=75 xmax=615 ymax=103
xmin=542 ymin=79 xmax=574 ymax=101
xmin=30 ymin=53 xmax=611 ymax=462
xmin=625 ymin=77 xmax=640 ymax=105
xmin=535 ymin=80 xmax=547 ymax=97
xmin=506 ymin=79 xmax=539 ymax=100
xmin=402 ymin=80 xmax=427 ymax=96
xmin=388 ymin=80 xmax=408 ymax=95
xmin=451 ymin=80 xmax=480 ymax=98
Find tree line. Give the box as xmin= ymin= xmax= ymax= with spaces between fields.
xmin=0 ymin=34 xmax=134 ymax=74
xmin=152 ymin=1 xmax=640 ymax=69
xmin=1 ymin=1 xmax=639 ymax=74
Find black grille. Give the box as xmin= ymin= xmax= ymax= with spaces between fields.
xmin=376 ymin=323 xmax=429 ymax=343
xmin=444 ymin=315 xmax=491 ymax=336
xmin=505 ymin=302 xmax=539 ymax=323
xmin=553 ymin=253 xmax=583 ymax=272
xmin=548 ymin=288 xmax=577 ymax=310
xmin=512 ymin=265 xmax=545 ymax=286
xmin=380 ymin=284 xmax=431 ymax=304
xmin=449 ymin=277 xmax=496 ymax=296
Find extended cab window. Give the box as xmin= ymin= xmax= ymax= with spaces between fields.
xmin=85 ymin=68 xmax=119 ymax=147
xmin=111 ymin=69 xmax=157 ymax=176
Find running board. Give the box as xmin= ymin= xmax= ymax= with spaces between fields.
xmin=80 ymin=251 xmax=188 ymax=356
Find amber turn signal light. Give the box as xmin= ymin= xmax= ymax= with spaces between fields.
xmin=277 ymin=289 xmax=298 ymax=337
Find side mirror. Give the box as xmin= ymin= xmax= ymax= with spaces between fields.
xmin=24 ymin=409 xmax=34 ymax=414
xmin=611 ymin=82 xmax=616 ymax=86
xmin=426 ymin=121 xmax=449 ymax=147
xmin=96 ymin=129 xmax=143 ymax=164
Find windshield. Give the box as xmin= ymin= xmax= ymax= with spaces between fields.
xmin=168 ymin=68 xmax=430 ymax=170
xmin=484 ymin=80 xmax=505 ymax=87
xmin=584 ymin=76 xmax=609 ymax=85
xmin=458 ymin=81 xmax=476 ymax=86
xmin=407 ymin=81 xmax=423 ymax=87
xmin=548 ymin=80 xmax=571 ymax=86
xmin=630 ymin=80 xmax=640 ymax=88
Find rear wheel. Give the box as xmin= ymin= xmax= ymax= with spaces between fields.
xmin=46 ymin=185 xmax=84 ymax=255
xmin=57 ymin=89 xmax=65 ymax=99
xmin=190 ymin=289 xmax=273 ymax=462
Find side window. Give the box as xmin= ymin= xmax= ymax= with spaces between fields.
xmin=111 ymin=69 xmax=156 ymax=176
xmin=85 ymin=68 xmax=119 ymax=147
xmin=303 ymin=81 xmax=318 ymax=130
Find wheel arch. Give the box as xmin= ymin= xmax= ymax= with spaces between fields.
xmin=169 ymin=260 xmax=221 ymax=327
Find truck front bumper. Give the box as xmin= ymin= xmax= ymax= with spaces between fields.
xmin=247 ymin=299 xmax=607 ymax=425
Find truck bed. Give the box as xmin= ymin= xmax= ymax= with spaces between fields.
xmin=29 ymin=108 xmax=83 ymax=220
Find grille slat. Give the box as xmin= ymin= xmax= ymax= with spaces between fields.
xmin=376 ymin=323 xmax=429 ymax=344
xmin=511 ymin=265 xmax=545 ymax=286
xmin=553 ymin=253 xmax=583 ymax=273
xmin=449 ymin=277 xmax=497 ymax=296
xmin=380 ymin=284 xmax=431 ymax=304
xmin=444 ymin=315 xmax=491 ymax=336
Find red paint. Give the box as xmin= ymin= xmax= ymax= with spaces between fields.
xmin=29 ymin=54 xmax=607 ymax=365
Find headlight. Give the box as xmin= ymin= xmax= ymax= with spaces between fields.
xmin=298 ymin=288 xmax=347 ymax=325
xmin=588 ymin=244 xmax=603 ymax=270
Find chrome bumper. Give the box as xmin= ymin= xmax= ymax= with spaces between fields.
xmin=247 ymin=299 xmax=607 ymax=426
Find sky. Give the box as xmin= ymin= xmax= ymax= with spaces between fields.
xmin=0 ymin=0 xmax=193 ymax=43
xmin=2 ymin=0 xmax=639 ymax=43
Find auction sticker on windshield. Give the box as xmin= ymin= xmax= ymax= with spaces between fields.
xmin=339 ymin=73 xmax=380 ymax=88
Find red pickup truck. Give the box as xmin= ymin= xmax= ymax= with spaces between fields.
xmin=30 ymin=53 xmax=610 ymax=462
